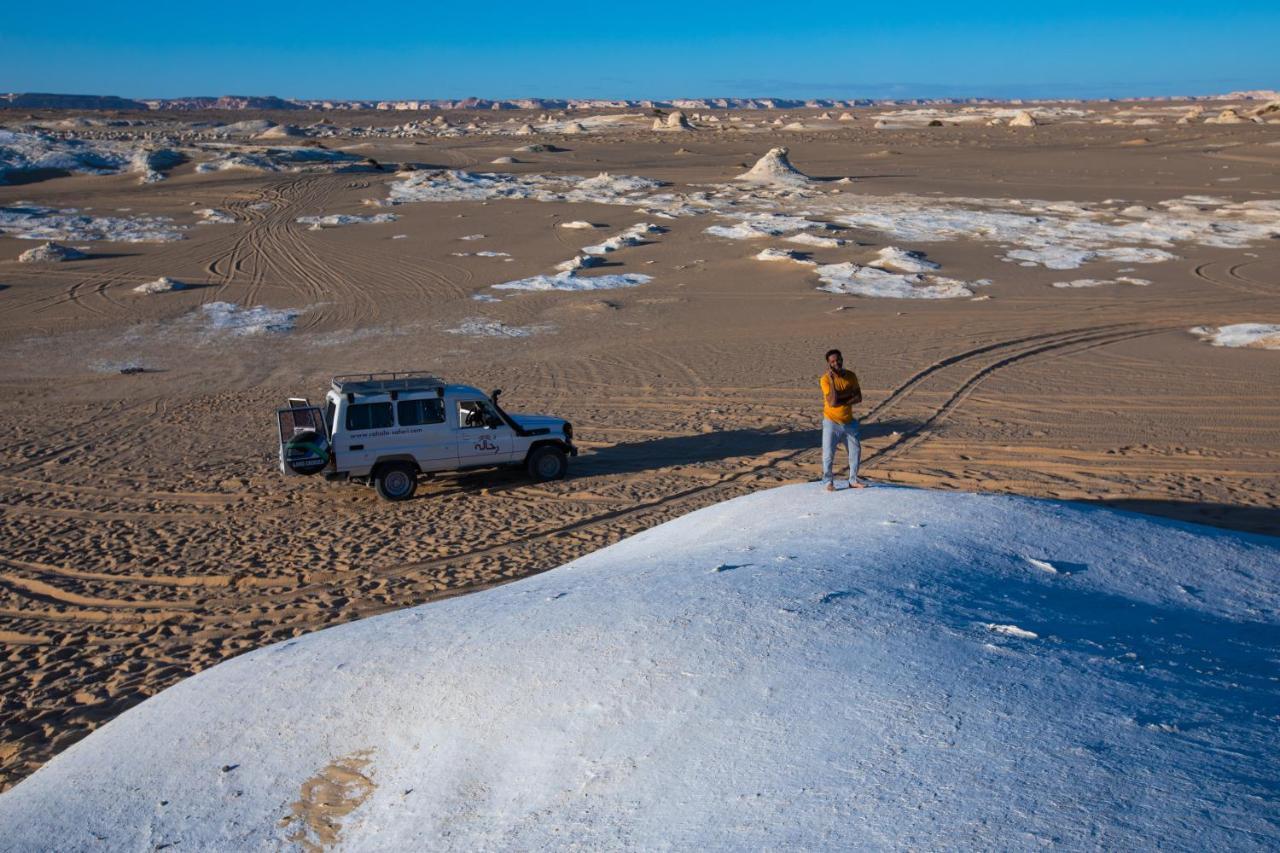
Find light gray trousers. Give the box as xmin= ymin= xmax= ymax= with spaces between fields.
xmin=822 ymin=417 xmax=862 ymax=485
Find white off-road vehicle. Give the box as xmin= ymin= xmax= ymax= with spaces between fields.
xmin=276 ymin=372 xmax=576 ymax=501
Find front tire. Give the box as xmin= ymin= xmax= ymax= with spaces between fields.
xmin=374 ymin=462 xmax=418 ymax=501
xmin=527 ymin=445 xmax=568 ymax=481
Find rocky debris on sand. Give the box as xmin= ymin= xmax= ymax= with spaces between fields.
xmin=735 ymin=147 xmax=811 ymax=187
xmin=195 ymin=208 xmax=236 ymax=224
xmin=559 ymin=221 xmax=600 ymax=229
xmin=490 ymin=156 xmax=517 ymax=164
xmin=1009 ymin=110 xmax=1038 ymax=127
xmin=18 ymin=241 xmax=86 ymax=263
xmin=133 ymin=276 xmax=188 ymax=294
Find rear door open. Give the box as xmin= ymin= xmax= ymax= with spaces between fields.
xmin=276 ymin=404 xmax=331 ymax=476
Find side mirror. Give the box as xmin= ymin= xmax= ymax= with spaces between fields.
xmin=491 ymin=389 xmax=502 ymax=405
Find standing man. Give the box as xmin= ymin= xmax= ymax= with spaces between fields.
xmin=820 ymin=348 xmax=866 ymax=491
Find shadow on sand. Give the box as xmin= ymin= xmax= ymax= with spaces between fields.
xmin=1077 ymin=498 xmax=1279 ymax=540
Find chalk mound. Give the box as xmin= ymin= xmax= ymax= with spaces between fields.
xmin=215 ymin=119 xmax=277 ymax=136
xmin=735 ymin=147 xmax=811 ymax=186
xmin=514 ymin=123 xmax=536 ymax=135
xmin=255 ymin=124 xmax=305 ymax=140
xmin=838 ymin=111 xmax=855 ymax=121
xmin=753 ymin=247 xmax=814 ymax=265
xmin=490 ymin=156 xmax=517 ymax=164
xmin=132 ymin=276 xmax=188 ymax=294
xmin=1009 ymin=110 xmax=1038 ymax=127
xmin=663 ymin=110 xmax=693 ymax=131
xmin=1191 ymin=323 xmax=1280 ymax=349
xmin=1205 ymin=109 xmax=1246 ymax=125
xmin=17 ymin=241 xmax=86 ymax=263
xmin=871 ymin=246 xmax=940 ymax=273
xmin=554 ymin=254 xmax=605 ymax=272
xmin=1 ymin=486 xmax=1276 ymax=850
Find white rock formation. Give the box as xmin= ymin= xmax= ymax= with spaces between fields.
xmin=2 ymin=486 xmax=1276 ymax=851
xmin=735 ymin=147 xmax=811 ymax=187
xmin=665 ymin=110 xmax=693 ymax=131
xmin=255 ymin=124 xmax=305 ymax=139
xmin=1205 ymin=109 xmax=1246 ymax=125
xmin=17 ymin=241 xmax=86 ymax=263
xmin=1009 ymin=110 xmax=1038 ymax=127
xmin=133 ymin=276 xmax=187 ymax=294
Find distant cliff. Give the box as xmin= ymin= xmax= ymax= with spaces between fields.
xmin=0 ymin=93 xmax=149 ymax=110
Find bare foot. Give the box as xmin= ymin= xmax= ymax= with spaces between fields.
xmin=824 ymin=482 xmax=835 ymax=492
xmin=849 ymin=480 xmax=869 ymax=489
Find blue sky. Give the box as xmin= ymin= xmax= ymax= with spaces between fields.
xmin=2 ymin=1 xmax=1275 ymax=100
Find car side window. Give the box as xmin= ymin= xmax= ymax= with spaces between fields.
xmin=346 ymin=402 xmax=393 ymax=431
xmin=457 ymin=400 xmax=494 ymax=429
xmin=398 ymin=398 xmax=445 ymax=427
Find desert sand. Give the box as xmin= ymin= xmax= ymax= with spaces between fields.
xmin=1 ymin=100 xmax=1278 ymax=790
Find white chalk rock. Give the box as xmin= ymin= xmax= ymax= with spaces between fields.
xmin=735 ymin=147 xmax=811 ymax=187
xmin=133 ymin=276 xmax=188 ymax=294
xmin=17 ymin=242 xmax=86 ymax=263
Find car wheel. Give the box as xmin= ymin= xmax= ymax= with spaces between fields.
xmin=527 ymin=445 xmax=568 ymax=481
xmin=374 ymin=462 xmax=417 ymax=501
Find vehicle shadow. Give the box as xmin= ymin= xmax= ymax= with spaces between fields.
xmin=419 ymin=419 xmax=923 ymax=498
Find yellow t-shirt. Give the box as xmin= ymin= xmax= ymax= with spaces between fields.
xmin=820 ymin=369 xmax=860 ymax=424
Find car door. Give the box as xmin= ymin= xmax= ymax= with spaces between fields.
xmin=339 ymin=399 xmax=394 ymax=473
xmin=396 ymin=396 xmax=457 ymax=472
xmin=454 ymin=398 xmax=515 ymax=468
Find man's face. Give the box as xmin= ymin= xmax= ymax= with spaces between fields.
xmin=827 ymin=353 xmax=842 ymax=371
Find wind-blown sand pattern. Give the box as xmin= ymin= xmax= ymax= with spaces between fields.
xmin=0 ymin=100 xmax=1279 ymax=794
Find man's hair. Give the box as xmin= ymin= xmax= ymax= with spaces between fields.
xmin=825 ymin=348 xmax=842 ymax=361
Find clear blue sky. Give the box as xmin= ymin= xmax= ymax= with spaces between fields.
xmin=2 ymin=1 xmax=1275 ymax=100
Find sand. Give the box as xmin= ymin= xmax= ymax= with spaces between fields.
xmin=1 ymin=101 xmax=1279 ymax=791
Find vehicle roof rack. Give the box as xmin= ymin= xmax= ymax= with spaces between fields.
xmin=331 ymin=371 xmax=445 ymax=396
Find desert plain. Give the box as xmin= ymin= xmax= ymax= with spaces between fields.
xmin=0 ymin=100 xmax=1278 ymax=790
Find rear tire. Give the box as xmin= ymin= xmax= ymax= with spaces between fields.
xmin=527 ymin=445 xmax=568 ymax=481
xmin=374 ymin=462 xmax=418 ymax=501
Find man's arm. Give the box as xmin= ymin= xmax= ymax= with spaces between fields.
xmin=822 ymin=373 xmax=839 ymax=407
xmin=831 ymin=373 xmax=862 ymax=406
